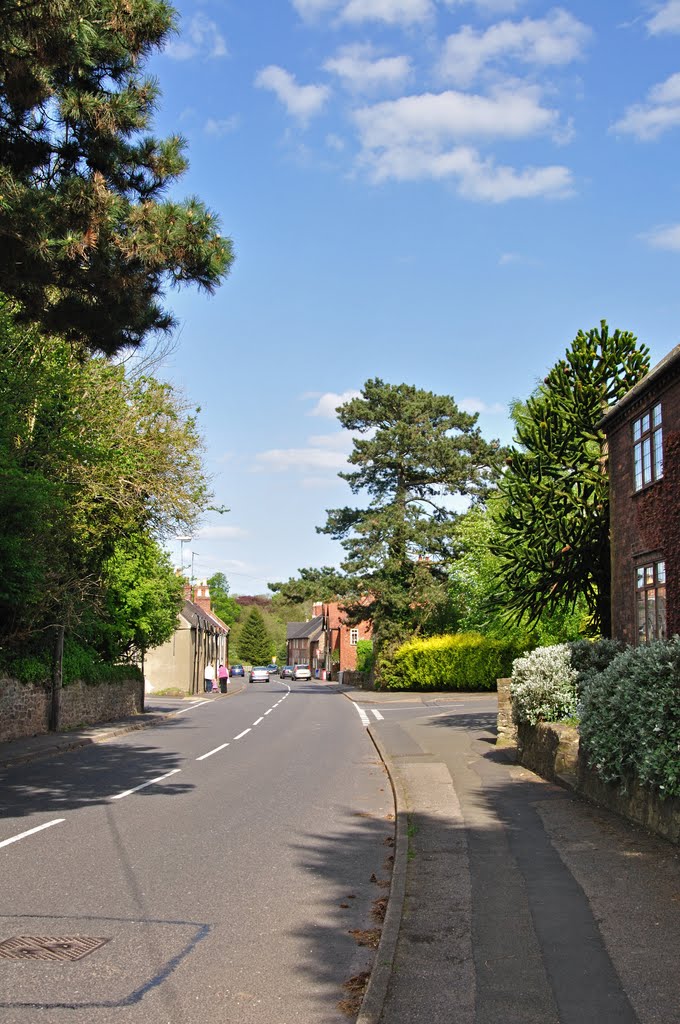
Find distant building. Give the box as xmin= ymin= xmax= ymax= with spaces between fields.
xmin=286 ymin=615 xmax=324 ymax=669
xmin=601 ymin=344 xmax=679 ymax=644
xmin=319 ymin=600 xmax=372 ymax=676
xmin=143 ymin=579 xmax=229 ymax=693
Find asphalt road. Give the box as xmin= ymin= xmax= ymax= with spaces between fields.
xmin=0 ymin=680 xmax=393 ymax=1023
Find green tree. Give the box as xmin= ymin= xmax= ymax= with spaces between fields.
xmin=101 ymin=534 xmax=183 ymax=659
xmin=318 ymin=378 xmax=502 ymax=654
xmin=492 ymin=322 xmax=650 ymax=636
xmin=207 ymin=572 xmax=241 ymax=627
xmin=236 ymin=607 xmax=274 ymax=664
xmin=268 ymin=566 xmax=348 ymax=617
xmin=0 ymin=0 xmax=233 ymax=355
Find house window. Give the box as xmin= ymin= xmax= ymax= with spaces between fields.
xmin=636 ymin=560 xmax=667 ymax=643
xmin=633 ymin=403 xmax=663 ymax=490
xmin=349 ymin=628 xmax=359 ymax=646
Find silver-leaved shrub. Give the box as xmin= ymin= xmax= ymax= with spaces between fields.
xmin=510 ymin=643 xmax=578 ymax=725
xmin=579 ymin=637 xmax=680 ymax=798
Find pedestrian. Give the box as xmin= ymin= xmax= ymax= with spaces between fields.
xmin=204 ymin=661 xmax=215 ymax=693
xmin=218 ymin=662 xmax=228 ymax=693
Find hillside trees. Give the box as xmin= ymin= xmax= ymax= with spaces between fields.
xmin=0 ymin=0 xmax=233 ymax=355
xmin=492 ymin=323 xmax=650 ymax=636
xmin=207 ymin=573 xmax=241 ymax=627
xmin=318 ymin=378 xmax=502 ymax=654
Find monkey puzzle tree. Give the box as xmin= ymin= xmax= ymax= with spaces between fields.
xmin=492 ymin=322 xmax=650 ymax=636
xmin=0 ymin=0 xmax=233 ymax=355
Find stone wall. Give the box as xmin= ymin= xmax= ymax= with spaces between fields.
xmin=0 ymin=676 xmax=142 ymax=744
xmin=495 ymin=678 xmax=516 ymax=746
xmin=503 ymin=710 xmax=680 ymax=845
xmin=340 ymin=670 xmax=373 ymax=689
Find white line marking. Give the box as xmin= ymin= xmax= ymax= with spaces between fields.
xmin=234 ymin=729 xmax=251 ymax=740
xmin=253 ymin=717 xmax=264 ymax=726
xmin=196 ymin=743 xmax=229 ymax=761
xmin=371 ymin=709 xmax=384 ymax=721
xmin=111 ymin=768 xmax=181 ymax=800
xmin=0 ymin=819 xmax=65 ymax=849
xmin=354 ymin=706 xmax=370 ymax=727
xmin=264 ymin=709 xmax=273 ymax=715
xmin=172 ymin=701 xmax=210 ymax=716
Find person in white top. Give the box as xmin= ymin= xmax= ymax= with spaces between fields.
xmin=204 ymin=661 xmax=216 ymax=693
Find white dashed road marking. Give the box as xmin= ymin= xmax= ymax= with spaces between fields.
xmin=234 ymin=729 xmax=251 ymax=740
xmin=354 ymin=706 xmax=371 ymax=727
xmin=0 ymin=819 xmax=65 ymax=849
xmin=196 ymin=743 xmax=230 ymax=761
xmin=371 ymin=709 xmax=384 ymax=720
xmin=111 ymin=768 xmax=181 ymax=800
xmin=253 ymin=717 xmax=264 ymax=726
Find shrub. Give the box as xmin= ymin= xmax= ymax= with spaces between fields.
xmin=510 ymin=644 xmax=578 ymax=725
xmin=379 ymin=632 xmax=520 ymax=691
xmin=568 ymin=638 xmax=625 ymax=694
xmin=579 ymin=637 xmax=680 ymax=798
xmin=356 ymin=639 xmax=374 ymax=674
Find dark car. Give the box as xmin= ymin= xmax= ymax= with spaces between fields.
xmin=267 ymin=663 xmax=279 ymax=675
xmin=279 ymin=665 xmax=294 ymax=679
xmin=229 ymin=664 xmax=244 ymax=677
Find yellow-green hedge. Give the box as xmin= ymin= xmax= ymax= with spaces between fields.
xmin=379 ymin=632 xmax=521 ymax=691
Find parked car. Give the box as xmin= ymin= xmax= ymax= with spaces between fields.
xmin=229 ymin=664 xmax=245 ymax=677
xmin=292 ymin=663 xmax=312 ymax=681
xmin=249 ymin=666 xmax=269 ymax=683
xmin=279 ymin=665 xmax=294 ymax=679
xmin=267 ymin=663 xmax=279 ymax=675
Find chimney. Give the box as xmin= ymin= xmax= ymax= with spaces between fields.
xmin=312 ymin=601 xmax=323 ymax=617
xmin=193 ymin=579 xmax=212 ymax=614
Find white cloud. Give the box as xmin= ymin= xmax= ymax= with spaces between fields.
xmin=324 ymin=43 xmax=412 ymax=93
xmin=354 ymin=87 xmax=559 ymax=148
xmin=642 ymin=223 xmax=680 ymax=250
xmin=340 ymin=0 xmax=434 ymax=25
xmin=647 ymin=1 xmax=680 ymax=34
xmin=445 ymin=0 xmax=525 ymax=11
xmin=204 ymin=116 xmax=240 ymax=137
xmin=326 ymin=132 xmax=346 ymax=151
xmin=255 ymin=447 xmax=349 ymax=472
xmin=308 ymin=431 xmax=355 ymax=450
xmin=459 ymin=396 xmax=507 ymax=413
xmin=292 ymin=0 xmax=339 ymax=16
xmin=499 ymin=251 xmax=521 ymax=264
xmin=164 ymin=14 xmax=228 ymax=60
xmin=197 ymin=525 xmax=249 ymax=540
xmin=439 ymin=9 xmax=591 ymax=86
xmin=255 ymin=65 xmax=330 ymax=121
xmin=612 ymin=72 xmax=680 ymax=140
xmin=307 ymin=389 xmax=362 ymax=416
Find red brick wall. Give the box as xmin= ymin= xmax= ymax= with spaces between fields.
xmin=607 ymin=372 xmax=680 ymax=643
xmin=323 ymin=602 xmax=372 ymax=671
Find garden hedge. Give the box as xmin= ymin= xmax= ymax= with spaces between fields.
xmin=379 ymin=632 xmax=521 ymax=691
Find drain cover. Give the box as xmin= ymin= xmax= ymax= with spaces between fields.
xmin=0 ymin=936 xmax=109 ymax=961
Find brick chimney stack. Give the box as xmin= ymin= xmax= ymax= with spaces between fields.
xmin=193 ymin=579 xmax=212 ymax=614
xmin=312 ymin=601 xmax=323 ymax=617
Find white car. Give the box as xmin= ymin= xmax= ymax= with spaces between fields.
xmin=292 ymin=663 xmax=312 ymax=681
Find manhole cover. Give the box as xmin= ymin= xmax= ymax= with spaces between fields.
xmin=0 ymin=936 xmax=109 ymax=961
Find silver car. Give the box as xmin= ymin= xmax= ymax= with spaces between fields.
xmin=292 ymin=663 xmax=312 ymax=681
xmin=249 ymin=666 xmax=269 ymax=683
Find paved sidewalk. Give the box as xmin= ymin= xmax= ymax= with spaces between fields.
xmin=341 ymin=688 xmax=680 ymax=1024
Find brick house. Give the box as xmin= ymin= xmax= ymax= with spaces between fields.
xmin=601 ymin=344 xmax=680 ymax=644
xmin=286 ymin=614 xmax=324 ymax=670
xmin=319 ymin=600 xmax=372 ymax=675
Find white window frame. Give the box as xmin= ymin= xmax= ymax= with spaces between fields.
xmin=349 ymin=628 xmax=359 ymax=646
xmin=636 ymin=560 xmax=667 ymax=643
xmin=633 ymin=403 xmax=663 ymax=490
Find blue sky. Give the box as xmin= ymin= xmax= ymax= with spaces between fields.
xmin=149 ymin=0 xmax=680 ymax=594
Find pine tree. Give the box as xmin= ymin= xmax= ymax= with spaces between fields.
xmin=492 ymin=322 xmax=650 ymax=636
xmin=0 ymin=0 xmax=233 ymax=355
xmin=318 ymin=378 xmax=502 ymax=653
xmin=237 ymin=607 xmax=273 ymax=665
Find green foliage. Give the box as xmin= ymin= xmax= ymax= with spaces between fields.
xmin=208 ymin=573 xmax=241 ymax=627
xmin=379 ymin=632 xmax=520 ymax=691
xmin=0 ymin=0 xmax=233 ymax=355
xmin=568 ymin=638 xmax=625 ymax=693
xmin=268 ymin=566 xmax=348 ymax=615
xmin=493 ymin=323 xmax=650 ymax=636
xmin=579 ymin=638 xmax=680 ymax=798
xmin=449 ymin=502 xmax=591 ymax=646
xmin=510 ymin=644 xmax=579 ymax=725
xmin=318 ymin=379 xmax=503 ymax=656
xmin=101 ymin=535 xmax=183 ymax=657
xmin=355 ymin=639 xmax=374 ymax=674
xmin=0 ymin=637 xmax=142 ymax=686
xmin=236 ymin=607 xmax=274 ymax=664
